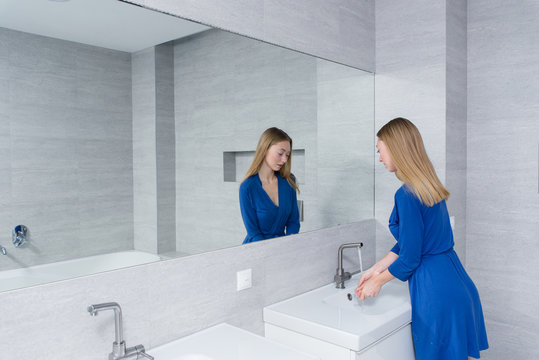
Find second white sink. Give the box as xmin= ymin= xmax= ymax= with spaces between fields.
xmin=148 ymin=323 xmax=320 ymax=360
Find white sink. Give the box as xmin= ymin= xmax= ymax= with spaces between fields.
xmin=148 ymin=323 xmax=319 ymax=360
xmin=263 ymin=274 xmax=411 ymax=352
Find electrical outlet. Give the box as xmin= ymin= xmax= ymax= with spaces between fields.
xmin=236 ymin=268 xmax=252 ymax=291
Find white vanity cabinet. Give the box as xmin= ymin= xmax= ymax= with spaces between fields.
xmin=263 ymin=275 xmax=416 ymax=360
xmin=265 ymin=322 xmax=414 ymax=360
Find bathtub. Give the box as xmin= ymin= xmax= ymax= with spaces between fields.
xmin=0 ymin=250 xmax=161 ymax=292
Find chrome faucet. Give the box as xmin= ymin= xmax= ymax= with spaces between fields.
xmin=334 ymin=242 xmax=363 ymax=289
xmin=88 ymin=302 xmax=154 ymax=360
xmin=1 ymin=245 xmax=6 ymax=255
xmin=12 ymin=225 xmax=28 ymax=247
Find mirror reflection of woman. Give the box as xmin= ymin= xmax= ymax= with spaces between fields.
xmin=356 ymin=118 xmax=488 ymax=360
xmin=239 ymin=127 xmax=300 ymax=244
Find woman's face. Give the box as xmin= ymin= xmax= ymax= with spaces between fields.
xmin=377 ymin=139 xmax=396 ymax=172
xmin=264 ymin=140 xmax=291 ymax=171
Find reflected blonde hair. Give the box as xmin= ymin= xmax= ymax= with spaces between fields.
xmin=377 ymin=117 xmax=449 ymax=206
xmin=242 ymin=127 xmax=299 ymax=192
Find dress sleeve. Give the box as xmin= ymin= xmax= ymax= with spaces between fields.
xmin=387 ymin=190 xmax=424 ymax=281
xmin=285 ymin=183 xmax=300 ymax=235
xmin=239 ymin=182 xmax=265 ymax=243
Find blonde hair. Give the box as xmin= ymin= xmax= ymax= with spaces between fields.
xmin=377 ymin=117 xmax=449 ymax=206
xmin=242 ymin=127 xmax=299 ymax=192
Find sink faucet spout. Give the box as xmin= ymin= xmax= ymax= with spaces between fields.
xmin=334 ymin=242 xmax=363 ymax=289
xmin=88 ymin=302 xmax=124 ymax=347
xmin=88 ymin=302 xmax=153 ymax=360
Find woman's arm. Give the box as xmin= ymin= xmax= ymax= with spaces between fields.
xmin=386 ymin=190 xmax=424 ymax=281
xmin=285 ymin=185 xmax=300 ymax=235
xmin=239 ymin=183 xmax=265 ymax=243
xmin=357 ymin=251 xmax=398 ymax=288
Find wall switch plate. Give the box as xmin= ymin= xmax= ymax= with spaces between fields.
xmin=450 ymin=216 xmax=455 ymax=231
xmin=236 ymin=268 xmax=252 ymax=291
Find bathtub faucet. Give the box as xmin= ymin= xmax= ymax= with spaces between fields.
xmin=1 ymin=245 xmax=6 ymax=255
xmin=88 ymin=302 xmax=154 ymax=360
xmin=334 ymin=242 xmax=363 ymax=289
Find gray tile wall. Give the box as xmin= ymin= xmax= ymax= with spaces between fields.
xmin=374 ymin=0 xmax=448 ymax=259
xmin=0 ymin=220 xmax=376 ymax=359
xmin=0 ymin=28 xmax=133 ymax=271
xmin=467 ymin=1 xmax=539 ymax=358
xmin=445 ymin=0 xmax=467 ymax=262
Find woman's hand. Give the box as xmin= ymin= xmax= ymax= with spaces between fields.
xmin=355 ymin=253 xmax=398 ymax=300
xmin=355 ymin=277 xmax=382 ymax=301
xmin=355 ymin=268 xmax=379 ymax=299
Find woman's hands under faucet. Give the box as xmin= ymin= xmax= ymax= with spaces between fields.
xmin=355 ymin=268 xmax=381 ymax=300
xmin=355 ymin=251 xmax=399 ymax=301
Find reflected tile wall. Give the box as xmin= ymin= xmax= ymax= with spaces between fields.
xmin=174 ymin=29 xmax=374 ymax=255
xmin=155 ymin=43 xmax=176 ymax=254
xmin=0 ymin=2 xmax=377 ymax=359
xmin=0 ymin=27 xmax=133 ymax=271
xmin=132 ymin=47 xmax=158 ymax=253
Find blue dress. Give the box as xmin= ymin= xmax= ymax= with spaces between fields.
xmin=239 ymin=173 xmax=300 ymax=244
xmin=387 ymin=185 xmax=488 ymax=359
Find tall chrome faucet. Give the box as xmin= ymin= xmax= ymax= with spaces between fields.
xmin=334 ymin=242 xmax=363 ymax=289
xmin=88 ymin=302 xmax=153 ymax=360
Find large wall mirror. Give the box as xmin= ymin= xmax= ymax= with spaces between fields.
xmin=0 ymin=0 xmax=374 ymax=292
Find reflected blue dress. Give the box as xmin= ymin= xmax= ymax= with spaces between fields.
xmin=387 ymin=185 xmax=488 ymax=359
xmin=239 ymin=173 xmax=300 ymax=244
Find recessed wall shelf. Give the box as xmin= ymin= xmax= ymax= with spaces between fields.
xmin=223 ymin=149 xmax=305 ymax=183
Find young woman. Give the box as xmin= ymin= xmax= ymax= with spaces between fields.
xmin=239 ymin=127 xmax=300 ymax=244
xmin=356 ymin=118 xmax=488 ymax=359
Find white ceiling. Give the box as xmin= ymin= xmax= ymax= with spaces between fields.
xmin=0 ymin=0 xmax=210 ymax=52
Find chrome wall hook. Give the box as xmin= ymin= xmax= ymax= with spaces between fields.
xmin=12 ymin=225 xmax=28 ymax=247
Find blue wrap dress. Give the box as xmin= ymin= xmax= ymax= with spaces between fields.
xmin=239 ymin=173 xmax=300 ymax=244
xmin=387 ymin=185 xmax=488 ymax=359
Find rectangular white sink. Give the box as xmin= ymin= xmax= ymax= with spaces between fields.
xmin=263 ymin=273 xmax=411 ymax=352
xmin=148 ymin=323 xmax=319 ymax=360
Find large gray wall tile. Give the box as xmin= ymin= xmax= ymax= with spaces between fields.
xmin=468 ymin=1 xmax=539 ymax=357
xmin=445 ymin=0 xmax=467 ymax=261
xmin=374 ymin=0 xmax=447 ymax=259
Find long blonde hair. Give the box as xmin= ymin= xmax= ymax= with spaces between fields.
xmin=242 ymin=127 xmax=299 ymax=192
xmin=377 ymin=117 xmax=449 ymax=206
